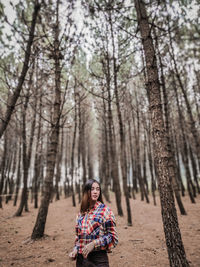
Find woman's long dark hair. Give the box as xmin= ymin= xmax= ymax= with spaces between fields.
xmin=80 ymin=179 xmax=104 ymax=214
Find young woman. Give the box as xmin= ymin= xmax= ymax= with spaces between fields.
xmin=69 ymin=179 xmax=118 ymax=267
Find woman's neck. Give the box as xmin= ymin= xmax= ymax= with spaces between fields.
xmin=89 ymin=200 xmax=97 ymax=209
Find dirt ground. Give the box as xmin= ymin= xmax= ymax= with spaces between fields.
xmin=0 ymin=192 xmax=200 ymax=267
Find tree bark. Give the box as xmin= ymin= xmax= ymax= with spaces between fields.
xmin=14 ymin=139 xmax=22 ymax=206
xmin=31 ymin=0 xmax=61 ymax=239
xmin=0 ymin=1 xmax=40 ymax=139
xmin=70 ymin=84 xmax=78 ymax=207
xmin=154 ymin=29 xmax=186 ymax=215
xmin=15 ymin=93 xmax=30 ymax=216
xmin=108 ymin=9 xmax=132 ymax=224
xmin=102 ymin=45 xmax=123 ymax=216
xmin=134 ymin=1 xmax=189 ymax=266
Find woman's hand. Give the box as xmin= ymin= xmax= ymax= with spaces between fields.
xmin=69 ymin=248 xmax=78 ymax=260
xmin=82 ymin=241 xmax=95 ymax=258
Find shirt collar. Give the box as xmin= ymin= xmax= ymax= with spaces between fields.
xmin=89 ymin=201 xmax=101 ymax=213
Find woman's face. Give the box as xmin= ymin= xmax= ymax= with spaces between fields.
xmin=90 ymin=182 xmax=100 ymax=202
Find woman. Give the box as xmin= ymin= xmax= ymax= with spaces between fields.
xmin=69 ymin=179 xmax=118 ymax=267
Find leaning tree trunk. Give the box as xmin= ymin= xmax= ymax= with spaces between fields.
xmin=0 ymin=1 xmax=40 ymax=140
xmin=31 ymin=0 xmax=61 ymax=239
xmin=134 ymin=1 xmax=189 ymax=266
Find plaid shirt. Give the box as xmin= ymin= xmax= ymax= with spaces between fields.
xmin=74 ymin=201 xmax=118 ymax=254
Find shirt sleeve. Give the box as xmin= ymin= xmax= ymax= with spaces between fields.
xmin=93 ymin=210 xmax=118 ymax=250
xmin=74 ymin=214 xmax=80 ymax=250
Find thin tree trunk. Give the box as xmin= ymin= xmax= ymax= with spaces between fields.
xmin=189 ymin=144 xmax=200 ymax=194
xmin=15 ymin=61 xmax=37 ymax=215
xmin=135 ymin=92 xmax=149 ymax=203
xmin=15 ymin=96 xmax=30 ymax=216
xmin=5 ymin=150 xmax=14 ymax=204
xmin=55 ymin=125 xmax=64 ymax=201
xmin=128 ymin=119 xmax=136 ymax=200
xmin=143 ymin=134 xmax=149 ymax=195
xmin=100 ymin=95 xmax=110 ymax=202
xmin=33 ymin=88 xmax=42 ymax=209
xmin=146 ymin=127 xmax=156 ymax=205
xmin=0 ymin=131 xmax=8 ymax=208
xmin=78 ymin=96 xmax=87 ymax=187
xmin=109 ymin=10 xmax=132 ymax=224
xmin=172 ymin=74 xmax=196 ymax=203
xmin=9 ymin=143 xmax=18 ymax=202
xmin=173 ymin=128 xmax=185 ymax=197
xmin=102 ymin=36 xmax=123 ymax=216
xmin=14 ymin=140 xmax=22 ymax=206
xmin=70 ymin=84 xmax=78 ymax=207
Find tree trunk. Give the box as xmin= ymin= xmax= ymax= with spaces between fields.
xmin=143 ymin=134 xmax=149 ymax=195
xmin=128 ymin=119 xmax=136 ymax=200
xmin=31 ymin=0 xmax=61 ymax=239
xmin=100 ymin=99 xmax=110 ymax=203
xmin=14 ymin=140 xmax=22 ymax=206
xmin=155 ymin=29 xmax=186 ymax=215
xmin=78 ymin=96 xmax=87 ymax=187
xmin=5 ymin=150 xmax=14 ymax=204
xmin=0 ymin=1 xmax=40 ymax=139
xmin=70 ymin=84 xmax=78 ymax=207
xmin=15 ymin=96 xmax=30 ymax=216
xmin=173 ymin=128 xmax=185 ymax=197
xmin=166 ymin=8 xmax=200 ymax=171
xmin=189 ymin=144 xmax=200 ymax=194
xmin=172 ymin=73 xmax=196 ymax=203
xmin=15 ymin=61 xmax=37 ymax=215
xmin=102 ymin=41 xmax=123 ymax=216
xmin=0 ymin=131 xmax=8 ymax=208
xmin=55 ymin=126 xmax=64 ymax=201
xmin=134 ymin=1 xmax=189 ymax=266
xmin=33 ymin=84 xmax=42 ymax=209
xmin=109 ymin=10 xmax=132 ymax=224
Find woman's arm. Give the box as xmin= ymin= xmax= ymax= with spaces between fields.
xmin=69 ymin=214 xmax=80 ymax=260
xmin=74 ymin=215 xmax=80 ymax=251
xmin=93 ymin=211 xmax=118 ymax=249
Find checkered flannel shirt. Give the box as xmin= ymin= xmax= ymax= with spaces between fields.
xmin=74 ymin=201 xmax=118 ymax=254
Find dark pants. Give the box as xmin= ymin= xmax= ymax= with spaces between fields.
xmin=76 ymin=250 xmax=109 ymax=267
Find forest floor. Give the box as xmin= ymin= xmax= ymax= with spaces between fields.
xmin=0 ymin=192 xmax=200 ymax=267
